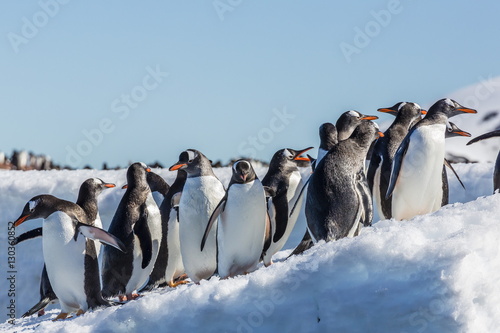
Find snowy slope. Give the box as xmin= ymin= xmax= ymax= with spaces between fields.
xmin=0 ymin=161 xmax=499 ymax=332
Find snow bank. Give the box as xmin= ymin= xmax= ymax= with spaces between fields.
xmin=1 ymin=163 xmax=499 ymax=332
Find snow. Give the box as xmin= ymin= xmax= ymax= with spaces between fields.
xmin=1 ymin=161 xmax=499 ymax=332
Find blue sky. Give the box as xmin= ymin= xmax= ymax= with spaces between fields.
xmin=1 ymin=1 xmax=499 ymax=168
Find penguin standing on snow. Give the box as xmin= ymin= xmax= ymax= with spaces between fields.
xmin=13 ymin=195 xmax=125 ymax=320
xmin=15 ymin=178 xmax=116 ymax=318
xmin=261 ymin=147 xmax=312 ymax=266
xmin=367 ymin=102 xmax=426 ymax=220
xmin=386 ymin=98 xmax=477 ymax=220
xmin=467 ymin=129 xmax=500 ymax=192
xmin=141 ymin=170 xmax=189 ymax=291
xmin=201 ymin=159 xmax=268 ymax=278
xmin=102 ymin=163 xmax=162 ymax=301
xmin=306 ymin=121 xmax=383 ymax=241
xmin=169 ymin=149 xmax=225 ymax=283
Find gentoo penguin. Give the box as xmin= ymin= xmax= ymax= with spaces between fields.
xmin=141 ymin=169 xmax=187 ymax=291
xmin=367 ymin=102 xmax=426 ymax=220
xmin=467 ymin=129 xmax=500 ymax=192
xmin=13 ymin=195 xmax=125 ymax=320
xmin=169 ymin=149 xmax=225 ymax=283
xmin=336 ymin=110 xmax=378 ymax=141
xmin=386 ymin=98 xmax=476 ymax=220
xmin=201 ymin=159 xmax=267 ymax=278
xmin=102 ymin=163 xmax=162 ymax=301
xmin=261 ymin=147 xmax=312 ymax=266
xmin=15 ymin=178 xmax=116 ymax=318
xmin=306 ymin=121 xmax=383 ymax=241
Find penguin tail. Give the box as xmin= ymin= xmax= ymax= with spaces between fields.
xmin=287 ymin=230 xmax=314 ymax=259
xmin=22 ymin=297 xmax=53 ymax=318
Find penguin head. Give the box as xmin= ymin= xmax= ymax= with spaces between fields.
xmin=169 ymin=149 xmax=213 ymax=177
xmin=349 ymin=121 xmax=384 ymax=148
xmin=378 ymin=102 xmax=427 ymax=127
xmin=318 ymin=123 xmax=338 ymax=150
xmin=428 ymin=98 xmax=477 ymax=118
xmin=13 ymin=195 xmax=58 ymax=226
xmin=126 ymin=162 xmax=151 ymax=189
xmin=446 ymin=122 xmax=471 ymax=138
xmin=336 ymin=110 xmax=378 ymax=141
xmin=231 ymin=159 xmax=257 ymax=184
xmin=80 ymin=178 xmax=116 ymax=197
xmin=268 ymin=147 xmax=313 ymax=172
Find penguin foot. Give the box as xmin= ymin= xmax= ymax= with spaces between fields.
xmin=37 ymin=309 xmax=45 ymax=317
xmin=176 ymin=273 xmax=188 ymax=281
xmin=118 ymin=295 xmax=127 ymax=302
xmin=168 ymin=280 xmax=189 ymax=288
xmin=76 ymin=309 xmax=85 ymax=316
xmin=52 ymin=312 xmax=69 ymax=321
xmin=123 ymin=293 xmax=140 ymax=301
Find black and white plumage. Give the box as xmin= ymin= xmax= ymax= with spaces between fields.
xmin=386 ymin=98 xmax=477 ymax=220
xmin=306 ymin=121 xmax=382 ymax=242
xmin=261 ymin=147 xmax=312 ymax=266
xmin=13 ymin=195 xmax=125 ymax=320
xmin=201 ymin=159 xmax=267 ymax=278
xmin=467 ymin=129 xmax=500 ymax=192
xmin=169 ymin=149 xmax=225 ymax=283
xmin=101 ymin=163 xmax=161 ymax=301
xmin=367 ymin=102 xmax=426 ymax=220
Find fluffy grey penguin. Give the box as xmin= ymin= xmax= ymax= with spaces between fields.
xmin=102 ymin=163 xmax=162 ymax=301
xmin=467 ymin=129 xmax=500 ymax=192
xmin=169 ymin=149 xmax=225 ymax=283
xmin=261 ymin=147 xmax=312 ymax=266
xmin=386 ymin=98 xmax=477 ymax=220
xmin=367 ymin=102 xmax=426 ymax=220
xmin=201 ymin=159 xmax=267 ymax=278
xmin=306 ymin=121 xmax=383 ymax=241
xmin=15 ymin=178 xmax=116 ymax=318
xmin=140 ymin=170 xmax=188 ymax=291
xmin=336 ymin=110 xmax=378 ymax=141
xmin=13 ymin=195 xmax=125 ymax=320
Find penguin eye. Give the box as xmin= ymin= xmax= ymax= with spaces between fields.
xmin=188 ymin=159 xmax=193 ymax=163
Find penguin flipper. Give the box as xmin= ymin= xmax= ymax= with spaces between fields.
xmin=201 ymin=195 xmax=226 ymax=251
xmin=287 ymin=229 xmax=313 ymax=258
xmin=444 ymin=158 xmax=466 ymax=190
xmin=261 ymin=211 xmax=272 ymax=256
xmin=386 ymin=132 xmax=411 ymax=199
xmin=272 ymin=194 xmax=289 ymax=243
xmin=134 ymin=207 xmax=153 ymax=269
xmin=22 ymin=297 xmax=52 ymax=318
xmin=367 ymin=150 xmax=382 ymax=194
xmin=75 ymin=222 xmax=126 ymax=253
xmin=289 ymin=176 xmax=310 ymax=217
xmin=467 ymin=129 xmax=500 ymax=145
xmin=263 ymin=186 xmax=275 ymax=198
xmin=13 ymin=227 xmax=43 ymax=245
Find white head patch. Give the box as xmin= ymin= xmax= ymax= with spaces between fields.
xmin=139 ymin=162 xmax=148 ymax=169
xmin=233 ymin=160 xmax=250 ymax=172
xmin=347 ymin=110 xmax=360 ymax=117
xmin=373 ymin=122 xmax=380 ymax=130
xmin=186 ymin=150 xmax=196 ymax=161
xmin=28 ymin=199 xmax=39 ymax=211
xmin=444 ymin=98 xmax=455 ymax=107
xmin=397 ymin=102 xmax=407 ymax=111
xmin=91 ymin=178 xmax=103 ymax=185
xmin=282 ymin=149 xmax=293 ymax=159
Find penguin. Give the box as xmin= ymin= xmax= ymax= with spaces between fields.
xmin=101 ymin=163 xmax=162 ymax=301
xmin=306 ymin=121 xmax=383 ymax=242
xmin=140 ymin=169 xmax=187 ymax=291
xmin=386 ymin=98 xmax=477 ymax=220
xmin=466 ymin=129 xmax=500 ymax=192
xmin=315 ymin=122 xmax=338 ymax=167
xmin=169 ymin=149 xmax=225 ymax=283
xmin=13 ymin=195 xmax=125 ymax=320
xmin=201 ymin=159 xmax=267 ymax=278
xmin=261 ymin=147 xmax=312 ymax=266
xmin=336 ymin=110 xmax=378 ymax=141
xmin=15 ymin=178 xmax=116 ymax=318
xmin=367 ymin=102 xmax=426 ymax=220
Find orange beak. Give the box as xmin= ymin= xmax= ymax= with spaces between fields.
xmin=146 ymin=168 xmax=151 ymax=173
xmin=105 ymin=183 xmax=116 ymax=188
xmin=360 ymin=115 xmax=379 ymax=120
xmin=456 ymin=107 xmax=477 ymax=114
xmin=421 ymin=110 xmax=427 ymax=115
xmin=293 ymin=147 xmax=314 ymax=161
xmin=378 ymin=131 xmax=385 ymax=137
xmin=169 ymin=163 xmax=187 ymax=171
xmin=377 ymin=108 xmax=396 ymax=114
xmin=14 ymin=215 xmax=30 ymax=227
xmin=122 ymin=184 xmax=128 ymax=189
xmin=454 ymin=131 xmax=471 ymax=137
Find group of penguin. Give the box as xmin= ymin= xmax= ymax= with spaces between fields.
xmin=13 ymin=97 xmax=495 ymax=322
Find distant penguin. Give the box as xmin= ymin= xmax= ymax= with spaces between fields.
xmin=15 ymin=178 xmax=116 ymax=318
xmin=169 ymin=149 xmax=225 ymax=283
xmin=13 ymin=195 xmax=125 ymax=320
xmin=102 ymin=163 xmax=162 ymax=301
xmin=336 ymin=110 xmax=378 ymax=141
xmin=141 ymin=169 xmax=187 ymax=291
xmin=467 ymin=129 xmax=500 ymax=192
xmin=386 ymin=98 xmax=477 ymax=220
xmin=306 ymin=121 xmax=382 ymax=241
xmin=367 ymin=102 xmax=426 ymax=220
xmin=201 ymin=159 xmax=267 ymax=278
xmin=261 ymin=147 xmax=312 ymax=266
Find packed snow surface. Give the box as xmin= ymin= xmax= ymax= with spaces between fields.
xmin=0 ymin=162 xmax=499 ymax=333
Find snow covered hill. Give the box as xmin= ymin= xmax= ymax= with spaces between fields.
xmin=0 ymin=161 xmax=499 ymax=332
